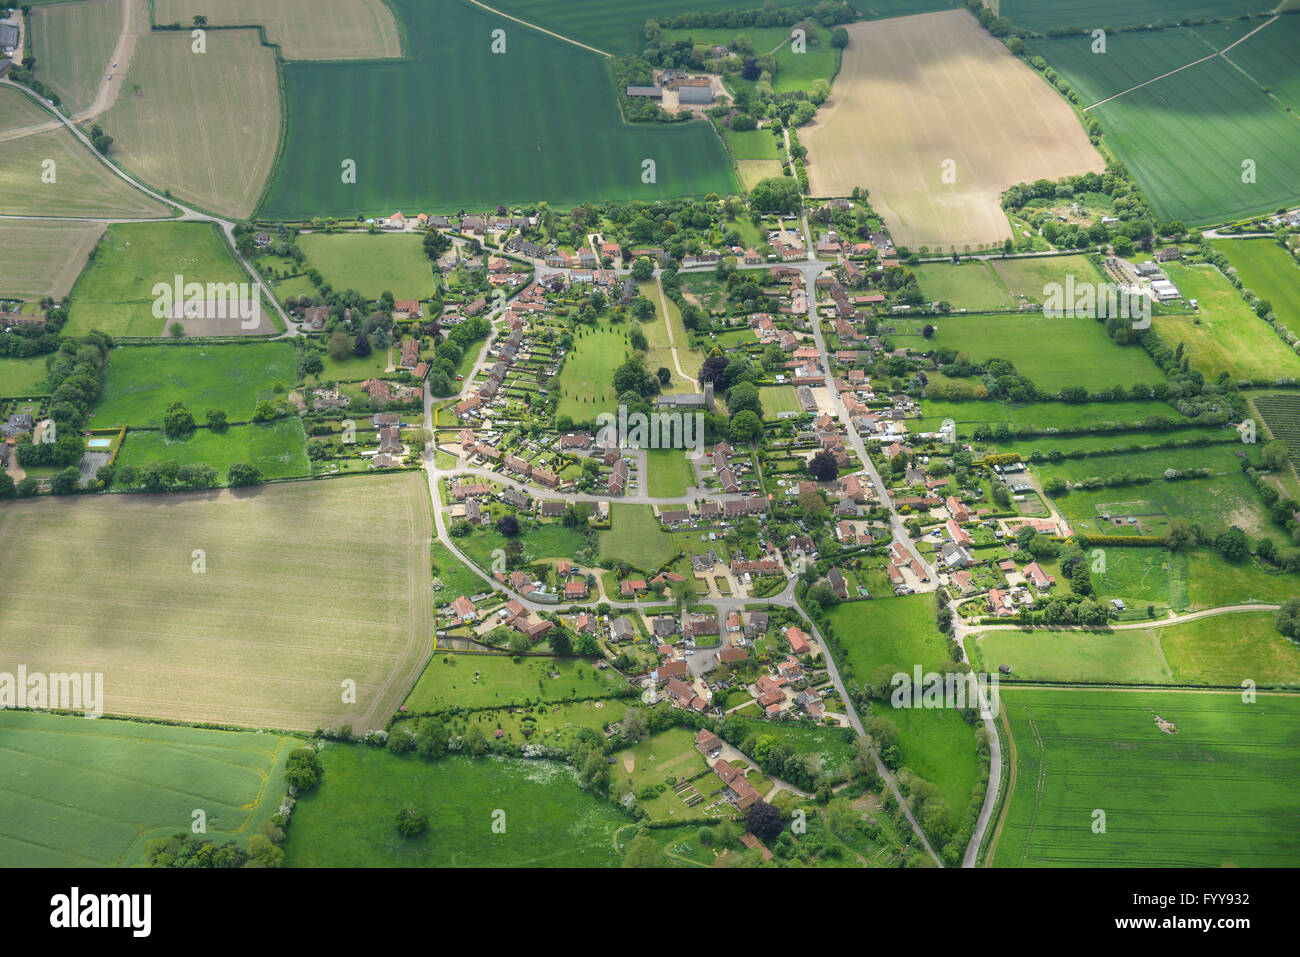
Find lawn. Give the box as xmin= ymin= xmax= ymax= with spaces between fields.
xmin=722 ymin=126 xmax=784 ymax=161
xmin=0 ymin=356 xmax=51 ymax=396
xmin=284 ymin=747 xmax=630 ymax=867
xmin=91 ymin=341 xmax=298 ymax=428
xmin=0 ymin=472 xmax=432 ymax=731
xmin=153 ymin=0 xmax=403 ymax=60
xmin=759 ymin=385 xmax=803 ymax=417
xmin=431 ymin=540 xmax=488 ymax=600
xmin=555 ymin=321 xmax=636 ymax=422
xmin=645 ymin=447 xmax=696 ymax=497
xmin=297 ymin=232 xmax=439 ymax=301
xmin=610 ymin=727 xmax=713 ymax=823
xmin=116 ymin=419 xmax=312 ymax=481
xmin=993 ymin=688 xmax=1300 ymax=866
xmin=403 ymin=652 xmax=630 ymax=712
xmin=30 ymin=0 xmax=122 ymax=113
xmin=1212 ymin=238 xmax=1300 ymax=337
xmin=599 ymin=504 xmax=679 ymax=571
xmin=259 ymin=0 xmax=737 ymax=219
xmin=63 ymin=222 xmax=251 ymax=338
xmin=0 ymin=220 xmax=105 ymax=300
xmin=456 ymin=521 xmax=589 ymax=573
xmin=0 ymin=711 xmax=300 ymax=867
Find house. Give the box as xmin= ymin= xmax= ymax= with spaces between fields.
xmin=532 ymin=467 xmax=559 ymax=489
xmin=563 ymin=580 xmax=589 ymax=600
xmin=777 ymin=657 xmax=803 ymax=682
xmin=394 ymin=300 xmax=422 ymax=320
xmin=796 ymin=687 xmax=825 ymax=720
xmin=716 ymin=646 xmax=748 ymax=665
xmin=713 ymin=759 xmax=761 ymax=810
xmin=945 ymin=518 xmax=973 ymax=547
xmin=785 ymin=626 xmax=812 ymax=656
xmin=988 ymin=588 xmax=1015 ymax=618
xmin=827 ymin=567 xmax=849 ymax=600
xmin=946 ymin=495 xmax=975 ymax=523
xmin=451 ymin=595 xmax=477 ymax=623
xmin=620 ymin=579 xmax=648 ymax=597
xmin=687 ymin=616 xmax=720 ymax=640
xmin=611 ymin=616 xmax=636 ymax=642
xmin=651 ymin=614 xmax=679 ymax=638
xmin=1023 ymin=561 xmax=1055 ymax=590
xmin=502 ymin=487 xmax=531 ymax=510
xmin=657 ymin=660 xmax=690 ymax=683
xmin=695 ymin=729 xmax=724 ymax=758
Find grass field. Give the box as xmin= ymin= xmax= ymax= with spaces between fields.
xmin=1001 ymin=0 xmax=1272 ymax=32
xmin=91 ymin=342 xmax=298 ymax=428
xmin=154 ymin=0 xmax=403 ymax=60
xmin=64 ymin=222 xmax=250 ymax=338
xmin=611 ymin=727 xmax=711 ymax=822
xmin=1213 ymin=238 xmax=1300 ymax=337
xmin=1152 ymin=263 xmax=1300 ymax=382
xmin=722 ymin=127 xmax=783 ymax=161
xmin=0 ymin=356 xmax=51 ymax=396
xmin=284 ymin=747 xmax=629 ymax=866
xmin=0 ymin=710 xmax=300 ymax=867
xmin=992 ymin=688 xmax=1300 ymax=866
xmin=431 ymin=539 xmax=487 ymax=599
xmin=117 ymin=419 xmax=312 ymax=481
xmin=296 ymin=232 xmax=438 ymax=300
xmin=759 ymin=385 xmax=802 ymax=417
xmin=1032 ymin=442 xmax=1252 ymax=487
xmin=96 ymin=28 xmax=280 ymax=218
xmin=0 ymin=473 xmax=432 ymax=731
xmin=403 ymin=652 xmax=629 ymax=712
xmin=555 ymin=321 xmax=635 ymax=421
xmin=30 ymin=0 xmax=121 ymax=114
xmin=599 ymin=504 xmax=678 ymax=571
xmin=644 ymin=448 xmax=696 ymax=497
xmin=0 ymin=220 xmax=105 ymax=299
xmin=917 ymin=397 xmax=1187 ymax=434
xmin=0 ymin=89 xmax=170 ymax=218
xmin=802 ymin=10 xmax=1102 ymax=250
xmin=259 ymin=0 xmax=737 ymax=219
xmin=914 ymin=261 xmax=1014 ymax=311
xmin=989 ymin=253 xmax=1106 ymax=301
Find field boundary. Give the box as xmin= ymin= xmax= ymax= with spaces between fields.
xmin=462 ymin=0 xmax=612 ymax=57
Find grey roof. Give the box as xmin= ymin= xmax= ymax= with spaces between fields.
xmin=627 ymin=86 xmax=663 ymax=98
xmin=677 ymin=86 xmax=715 ymax=104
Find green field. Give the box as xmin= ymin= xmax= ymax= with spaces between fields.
xmin=599 ymin=504 xmax=679 ymax=571
xmin=1213 ymin=238 xmax=1300 ymax=337
xmin=431 ymin=540 xmax=488 ymax=599
xmin=296 ymin=232 xmax=439 ymax=300
xmin=284 ymin=746 xmax=630 ymax=866
xmin=722 ymin=126 xmax=784 ymax=160
xmin=1254 ymin=392 xmax=1300 ymax=469
xmin=91 ymin=342 xmax=297 ymax=428
xmin=1003 ymin=0 xmax=1271 ymax=32
xmin=556 ymin=322 xmax=635 ymax=421
xmin=403 ymin=652 xmax=629 ymax=712
xmin=644 ymin=448 xmax=696 ymax=497
xmin=988 ymin=253 xmax=1106 ymax=301
xmin=669 ymin=23 xmax=838 ymax=96
xmin=0 ymin=356 xmax=51 ymax=396
xmin=30 ymin=0 xmax=121 ymax=114
xmin=610 ymin=727 xmax=713 ymax=822
xmin=1032 ymin=442 xmax=1252 ymax=487
xmin=0 ymin=711 xmax=300 ymax=867
xmin=759 ymin=385 xmax=802 ymax=417
xmin=914 ymin=261 xmax=1014 ymax=312
xmin=116 ymin=419 xmax=312 ymax=481
xmin=993 ymin=688 xmax=1300 ymax=866
xmin=260 ymin=0 xmax=737 ymax=219
xmin=917 ymin=397 xmax=1188 ymax=434
xmin=154 ymin=0 xmax=404 ymax=61
xmin=63 ymin=222 xmax=251 ymax=338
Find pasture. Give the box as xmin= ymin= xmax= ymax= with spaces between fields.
xmin=0 ymin=472 xmax=433 ymax=731
xmin=801 ymin=10 xmax=1102 ymax=250
xmin=1213 ymin=238 xmax=1300 ymax=337
xmin=992 ymin=688 xmax=1300 ymax=866
xmin=116 ymin=419 xmax=312 ymax=481
xmin=403 ymin=652 xmax=629 ymax=712
xmin=0 ymin=220 xmax=105 ymax=299
xmin=913 ymin=261 xmax=1014 ymax=312
xmin=296 ymin=232 xmax=438 ymax=300
xmin=154 ymin=0 xmax=403 ymax=60
xmin=91 ymin=341 xmax=298 ymax=428
xmin=284 ymin=747 xmax=629 ymax=867
xmin=0 ymin=711 xmax=300 ymax=867
xmin=259 ymin=0 xmax=737 ymax=219
xmin=97 ymin=28 xmax=281 ymax=218
xmin=30 ymin=0 xmax=122 ymax=114
xmin=988 ymin=253 xmax=1106 ymax=301
xmin=1152 ymin=263 xmax=1300 ymax=382
xmin=555 ymin=321 xmax=634 ymax=421
xmin=0 ymin=356 xmax=51 ymax=396
xmin=916 ymin=397 xmax=1187 ymax=434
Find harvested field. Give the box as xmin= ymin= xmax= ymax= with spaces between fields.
xmin=154 ymin=0 xmax=403 ymax=61
xmin=0 ymin=473 xmax=433 ymax=731
xmin=801 ymin=10 xmax=1103 ymax=250
xmin=30 ymin=0 xmax=123 ymax=114
xmin=0 ymin=220 xmax=105 ymax=299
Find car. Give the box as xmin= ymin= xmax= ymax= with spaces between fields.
xmin=684 ymin=650 xmax=694 ymax=656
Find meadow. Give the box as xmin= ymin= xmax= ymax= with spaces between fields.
xmin=801 ymin=11 xmax=1102 ymax=250
xmin=97 ymin=28 xmax=281 ymax=218
xmin=988 ymin=426 xmax=1224 ymax=459
xmin=0 ymin=711 xmax=300 ymax=867
xmin=30 ymin=0 xmax=122 ymax=114
xmin=1213 ymin=238 xmax=1300 ymax=337
xmin=992 ymin=688 xmax=1300 ymax=866
xmin=0 ymin=220 xmax=105 ymax=300
xmin=296 ymin=232 xmax=439 ymax=300
xmin=555 ymin=321 xmax=636 ymax=421
xmin=91 ymin=341 xmax=298 ymax=428
xmin=154 ymin=0 xmax=403 ymax=60
xmin=456 ymin=519 xmax=588 ymax=573
xmin=403 ymin=652 xmax=630 ymax=712
xmin=0 ymin=473 xmax=433 ymax=731
xmin=1031 ymin=441 xmax=1252 ymax=487
xmin=63 ymin=222 xmax=250 ymax=338
xmin=430 ymin=540 xmax=489 ymax=599
xmin=116 ymin=419 xmax=312 ymax=481
xmin=284 ymin=747 xmax=630 ymax=867
xmin=913 ymin=261 xmax=1014 ymax=312
xmin=599 ymin=504 xmax=680 ymax=571
xmin=916 ymin=397 xmax=1188 ymax=434
xmin=259 ymin=0 xmax=737 ymax=219
xmin=0 ymin=356 xmax=51 ymax=396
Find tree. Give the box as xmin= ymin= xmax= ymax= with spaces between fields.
xmin=746 ymin=800 xmax=783 ymax=841
xmin=807 ymin=449 xmax=839 ymax=482
xmin=415 ymin=717 xmax=448 ymax=759
xmin=656 ymin=366 xmax=672 ymax=385
xmin=169 ymin=322 xmax=185 ymax=338
xmin=1214 ymin=526 xmax=1250 ymax=563
xmin=496 ymin=514 xmax=520 ymax=537
xmin=1165 ymin=517 xmax=1197 ymax=550
xmin=621 ymin=707 xmax=648 ymax=743
xmin=302 ymin=352 xmax=324 ymax=376
xmin=749 ymin=177 xmax=801 ymax=213
xmin=631 ymin=257 xmax=655 ymax=281
xmin=622 ymin=834 xmax=668 ymax=868
xmin=831 ymin=26 xmax=849 ymax=48
xmin=50 ymin=466 xmax=80 ymax=495
xmin=729 ymin=409 xmax=763 ymax=443
xmin=353 ymin=332 xmax=372 ymax=357
xmin=162 ymin=402 xmax=196 ymax=439
xmin=1262 ymin=440 xmax=1290 ymax=471
xmin=206 ymin=408 xmax=228 ymax=432
xmin=327 ymin=331 xmax=352 ymax=361
xmin=727 ymin=381 xmax=763 ymax=418
xmin=1276 ymin=598 xmax=1300 ymax=640
xmin=227 ymin=463 xmax=263 ymax=487
xmin=549 ymin=628 xmax=573 ymax=656
xmin=395 ymin=805 xmax=428 ymax=837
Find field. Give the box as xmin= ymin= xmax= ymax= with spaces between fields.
xmin=1213 ymin=238 xmax=1300 ymax=337
xmin=1254 ymin=393 xmax=1300 ymax=468
xmin=988 ymin=253 xmax=1106 ymax=301
xmin=0 ymin=710 xmax=300 ymax=867
xmin=913 ymin=261 xmax=1014 ymax=312
xmin=63 ymin=222 xmax=251 ymax=338
xmin=992 ymin=688 xmax=1300 ymax=866
xmin=0 ymin=220 xmax=105 ymax=299
xmin=116 ymin=419 xmax=312 ymax=481
xmin=555 ymin=321 xmax=635 ymax=421
xmin=1001 ymin=0 xmax=1272 ymax=32
xmin=644 ymin=448 xmax=696 ymax=497
xmin=403 ymin=652 xmax=629 ymax=712
xmin=1152 ymin=263 xmax=1300 ymax=382
xmin=284 ymin=747 xmax=630 ymax=867
xmin=759 ymin=385 xmax=802 ymax=417
xmin=96 ymin=28 xmax=281 ymax=218
xmin=30 ymin=0 xmax=122 ymax=114
xmin=0 ymin=89 xmax=170 ymax=219
xmin=1032 ymin=442 xmax=1252 ymax=488
xmin=91 ymin=342 xmax=298 ymax=428
xmin=671 ymin=23 xmax=838 ymax=97
xmin=259 ymin=0 xmax=737 ymax=219
xmin=0 ymin=473 xmax=433 ymax=731
xmin=154 ymin=0 xmax=403 ymax=60
xmin=296 ymin=232 xmax=438 ymax=300
xmin=0 ymin=357 xmax=51 ymax=396
xmin=599 ymin=504 xmax=678 ymax=571
xmin=430 ymin=540 xmax=488 ymax=599
xmin=801 ymin=10 xmax=1102 ymax=250
xmin=611 ymin=727 xmax=712 ymax=822
xmin=916 ymin=397 xmax=1187 ymax=434
xmin=722 ymin=127 xmax=783 ymax=161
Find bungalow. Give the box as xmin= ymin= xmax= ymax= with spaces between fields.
xmin=659 ymin=508 xmax=691 ymax=528
xmin=620 ymin=579 xmax=648 ymax=597
xmin=785 ymin=626 xmax=812 ymax=656
xmin=611 ymin=617 xmax=637 ymax=642
xmin=651 ymin=614 xmax=679 ymax=638
xmin=394 ymin=300 xmax=422 ymax=320
xmin=538 ymin=500 xmax=567 ymax=519
xmin=1023 ymin=561 xmax=1055 ymax=590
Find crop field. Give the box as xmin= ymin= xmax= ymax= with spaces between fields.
xmin=0 ymin=90 xmax=170 ymax=219
xmin=154 ymin=0 xmax=403 ymax=60
xmin=0 ymin=711 xmax=300 ymax=867
xmin=1152 ymin=264 xmax=1300 ymax=382
xmin=801 ymin=11 xmax=1102 ymax=250
xmin=30 ymin=0 xmax=122 ymax=114
xmin=0 ymin=473 xmax=432 ymax=731
xmin=555 ymin=321 xmax=635 ymax=421
xmin=1223 ymin=12 xmax=1300 ymax=113
xmin=296 ymin=232 xmax=438 ymax=300
xmin=0 ymin=220 xmax=105 ymax=299
xmin=284 ymin=747 xmax=629 ymax=867
xmin=63 ymin=222 xmax=250 ymax=338
xmin=1213 ymin=238 xmax=1300 ymax=337
xmin=403 ymin=652 xmax=629 ymax=712
xmin=116 ymin=419 xmax=312 ymax=481
xmin=259 ymin=0 xmax=737 ymax=220
xmin=1002 ymin=0 xmax=1271 ymax=33
xmin=1254 ymin=393 xmax=1300 ymax=468
xmin=992 ymin=688 xmax=1300 ymax=867
xmin=1088 ymin=546 xmax=1189 ymax=612
xmin=96 ymin=29 xmax=280 ymax=218
xmin=91 ymin=342 xmax=298 ymax=428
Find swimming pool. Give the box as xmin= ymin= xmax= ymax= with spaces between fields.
xmin=87 ymin=438 xmax=111 ymax=449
